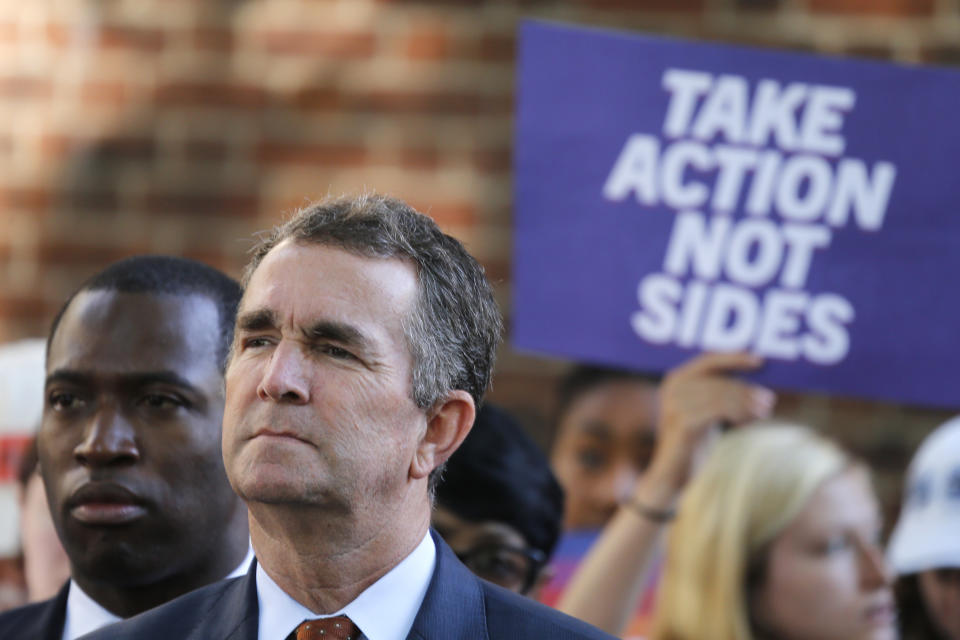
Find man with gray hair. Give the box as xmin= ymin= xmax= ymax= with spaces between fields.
xmin=87 ymin=193 xmax=614 ymax=639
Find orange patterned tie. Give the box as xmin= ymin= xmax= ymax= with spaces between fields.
xmin=292 ymin=615 xmax=361 ymax=640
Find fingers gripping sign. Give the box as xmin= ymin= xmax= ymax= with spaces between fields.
xmin=647 ymin=352 xmax=776 ymax=494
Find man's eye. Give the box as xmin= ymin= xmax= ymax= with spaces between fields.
xmin=140 ymin=394 xmax=184 ymax=410
xmin=321 ymin=345 xmax=355 ymax=360
xmin=243 ymin=337 xmax=273 ymax=349
xmin=49 ymin=392 xmax=84 ymax=411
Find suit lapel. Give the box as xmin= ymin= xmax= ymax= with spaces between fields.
xmin=406 ymin=531 xmax=488 ymax=640
xmin=39 ymin=582 xmax=70 ymax=640
xmin=187 ymin=559 xmax=260 ymax=640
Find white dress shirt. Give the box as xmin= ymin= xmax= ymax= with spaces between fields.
xmin=257 ymin=532 xmax=436 ymax=640
xmin=61 ymin=545 xmax=255 ymax=640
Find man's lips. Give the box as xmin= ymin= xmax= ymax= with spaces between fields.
xmin=251 ymin=428 xmax=311 ymax=444
xmin=67 ymin=483 xmax=147 ymax=526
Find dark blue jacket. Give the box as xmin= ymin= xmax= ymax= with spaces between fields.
xmin=0 ymin=582 xmax=68 ymax=640
xmin=80 ymin=531 xmax=615 ymax=640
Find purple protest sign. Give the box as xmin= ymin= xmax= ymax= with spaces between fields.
xmin=513 ymin=20 xmax=960 ymax=408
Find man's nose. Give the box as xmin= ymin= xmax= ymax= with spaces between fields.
xmin=74 ymin=402 xmax=140 ymax=467
xmin=257 ymin=340 xmax=310 ymax=404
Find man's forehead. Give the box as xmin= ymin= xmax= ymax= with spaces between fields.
xmin=49 ymin=289 xmax=222 ymax=375
xmin=240 ymin=240 xmax=419 ymax=318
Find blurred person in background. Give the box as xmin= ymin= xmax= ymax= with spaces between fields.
xmin=17 ymin=438 xmax=70 ymax=603
xmin=652 ymin=423 xmax=895 ymax=640
xmin=545 ymin=353 xmax=771 ymax=637
xmin=564 ymin=420 xmax=896 ymax=640
xmin=433 ymin=403 xmax=564 ymax=597
xmin=0 ymin=339 xmax=47 ymax=612
xmin=0 ymin=255 xmax=252 ymax=640
xmin=888 ymin=415 xmax=960 ymax=640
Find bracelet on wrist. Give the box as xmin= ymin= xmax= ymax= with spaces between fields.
xmin=622 ymin=498 xmax=676 ymax=523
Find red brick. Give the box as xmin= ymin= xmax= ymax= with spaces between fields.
xmin=291 ymin=87 xmax=341 ymax=111
xmin=847 ymin=45 xmax=896 ymax=61
xmin=40 ymin=135 xmax=74 ymax=158
xmin=0 ymin=76 xmax=52 ymax=100
xmin=99 ymin=25 xmax=166 ymax=52
xmin=473 ymin=148 xmax=511 ymax=173
xmin=806 ymin=0 xmax=934 ymax=15
xmin=736 ymin=0 xmax=782 ymax=9
xmin=91 ymin=137 xmax=156 ymax=163
xmin=183 ymin=140 xmax=230 ymax=162
xmin=251 ymin=30 xmax=377 ymax=58
xmin=256 ymin=141 xmax=368 ymax=167
xmin=0 ymin=294 xmax=55 ymax=319
xmin=408 ymin=201 xmax=476 ymax=226
xmin=405 ymin=26 xmax=451 ymax=61
xmin=346 ymin=90 xmax=511 ymax=115
xmin=80 ymin=82 xmax=128 ymax=107
xmin=38 ymin=242 xmax=149 ymax=267
xmin=143 ymin=191 xmax=260 ymax=218
xmin=181 ymin=248 xmax=233 ymax=272
xmin=580 ymin=0 xmax=706 ymax=10
xmin=62 ymin=189 xmax=121 ymax=213
xmin=0 ymin=187 xmax=51 ymax=213
xmin=399 ymin=147 xmax=442 ymax=170
xmin=193 ymin=27 xmax=234 ymax=51
xmin=477 ymin=34 xmax=515 ymax=62
xmin=154 ymin=82 xmax=268 ymax=108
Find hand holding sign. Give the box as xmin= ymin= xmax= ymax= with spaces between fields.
xmin=645 ymin=351 xmax=775 ymax=496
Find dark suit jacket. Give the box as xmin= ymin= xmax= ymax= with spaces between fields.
xmin=0 ymin=582 xmax=68 ymax=640
xmin=81 ymin=531 xmax=616 ymax=640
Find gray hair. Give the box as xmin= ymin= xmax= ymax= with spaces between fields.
xmin=243 ymin=192 xmax=503 ymax=414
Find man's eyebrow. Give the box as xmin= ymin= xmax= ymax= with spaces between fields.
xmin=236 ymin=308 xmax=278 ymax=332
xmin=304 ymin=320 xmax=370 ymax=350
xmin=45 ymin=369 xmax=90 ymax=387
xmin=123 ymin=371 xmax=201 ymax=391
xmin=46 ymin=369 xmax=201 ymax=393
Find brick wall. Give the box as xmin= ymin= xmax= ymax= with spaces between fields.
xmin=1 ymin=0 xmax=956 ymax=523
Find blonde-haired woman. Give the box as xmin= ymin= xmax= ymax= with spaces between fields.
xmin=654 ymin=424 xmax=896 ymax=640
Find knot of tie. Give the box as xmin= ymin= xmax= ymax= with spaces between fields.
xmin=292 ymin=615 xmax=360 ymax=640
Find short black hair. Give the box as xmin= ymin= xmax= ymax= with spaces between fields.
xmin=554 ymin=364 xmax=661 ymax=429
xmin=47 ymin=255 xmax=242 ymax=371
xmin=436 ymin=404 xmax=564 ymax=561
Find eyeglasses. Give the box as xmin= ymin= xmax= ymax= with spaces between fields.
xmin=455 ymin=543 xmax=546 ymax=594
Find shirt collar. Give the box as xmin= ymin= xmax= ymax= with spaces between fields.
xmin=256 ymin=532 xmax=436 ymax=640
xmin=62 ymin=580 xmax=121 ymax=640
xmin=62 ymin=543 xmax=255 ymax=640
xmin=229 ymin=545 xmax=256 ymax=579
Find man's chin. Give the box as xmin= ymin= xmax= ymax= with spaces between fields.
xmin=71 ymin=548 xmax=176 ymax=587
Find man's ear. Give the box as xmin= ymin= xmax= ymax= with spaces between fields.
xmin=410 ymin=390 xmax=475 ymax=480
